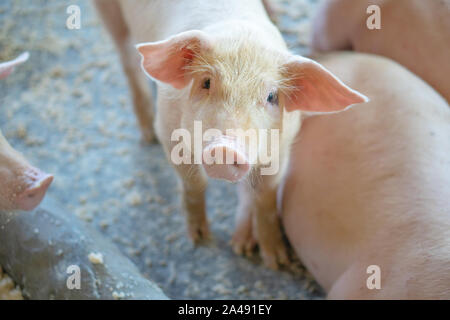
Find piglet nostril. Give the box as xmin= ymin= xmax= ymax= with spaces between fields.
xmin=202 ymin=136 xmax=250 ymax=182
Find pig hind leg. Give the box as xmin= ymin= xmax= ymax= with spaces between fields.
xmin=94 ymin=0 xmax=156 ymax=142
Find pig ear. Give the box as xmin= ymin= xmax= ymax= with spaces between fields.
xmin=0 ymin=52 xmax=29 ymax=79
xmin=281 ymin=56 xmax=368 ymax=113
xmin=136 ymin=30 xmax=212 ymax=89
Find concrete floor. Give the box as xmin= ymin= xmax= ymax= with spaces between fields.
xmin=0 ymin=0 xmax=323 ymax=299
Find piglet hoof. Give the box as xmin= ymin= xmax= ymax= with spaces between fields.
xmin=231 ymin=230 xmax=257 ymax=257
xmin=260 ymin=240 xmax=290 ymax=270
xmin=140 ymin=127 xmax=157 ymax=144
xmin=187 ymin=220 xmax=211 ymax=245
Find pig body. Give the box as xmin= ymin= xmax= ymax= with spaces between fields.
xmin=280 ymin=52 xmax=450 ymax=299
xmin=311 ymin=0 xmax=450 ymax=103
xmin=0 ymin=53 xmax=53 ymax=212
xmin=95 ymin=0 xmax=366 ymax=268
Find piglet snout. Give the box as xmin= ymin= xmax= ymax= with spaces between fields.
xmin=202 ymin=136 xmax=250 ymax=182
xmin=15 ymin=168 xmax=53 ymax=211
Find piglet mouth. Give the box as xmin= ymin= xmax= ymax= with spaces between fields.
xmin=14 ymin=168 xmax=53 ymax=211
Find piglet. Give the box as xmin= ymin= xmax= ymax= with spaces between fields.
xmin=94 ymin=0 xmax=368 ymax=269
xmin=0 ymin=53 xmax=53 ymax=212
xmin=280 ymin=52 xmax=450 ymax=299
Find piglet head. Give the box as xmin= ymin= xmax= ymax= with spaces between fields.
xmin=0 ymin=52 xmax=53 ymax=212
xmin=0 ymin=131 xmax=53 ymax=212
xmin=136 ymin=31 xmax=367 ymax=182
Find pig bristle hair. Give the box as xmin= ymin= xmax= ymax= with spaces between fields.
xmin=184 ymin=32 xmax=295 ymax=113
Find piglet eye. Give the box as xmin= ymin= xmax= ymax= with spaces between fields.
xmin=202 ymin=78 xmax=210 ymax=89
xmin=267 ymin=91 xmax=278 ymax=105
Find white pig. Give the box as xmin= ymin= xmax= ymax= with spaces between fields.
xmin=0 ymin=53 xmax=53 ymax=212
xmin=280 ymin=52 xmax=450 ymax=299
xmin=94 ymin=0 xmax=367 ymax=268
xmin=311 ymin=0 xmax=450 ymax=103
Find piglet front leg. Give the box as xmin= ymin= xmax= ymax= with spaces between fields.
xmin=174 ymin=163 xmax=210 ymax=243
xmin=231 ymin=183 xmax=257 ymax=257
xmin=232 ymin=177 xmax=289 ymax=270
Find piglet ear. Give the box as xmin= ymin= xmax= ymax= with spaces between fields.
xmin=136 ymin=30 xmax=212 ymax=89
xmin=282 ymin=55 xmax=368 ymax=113
xmin=0 ymin=52 xmax=29 ymax=79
